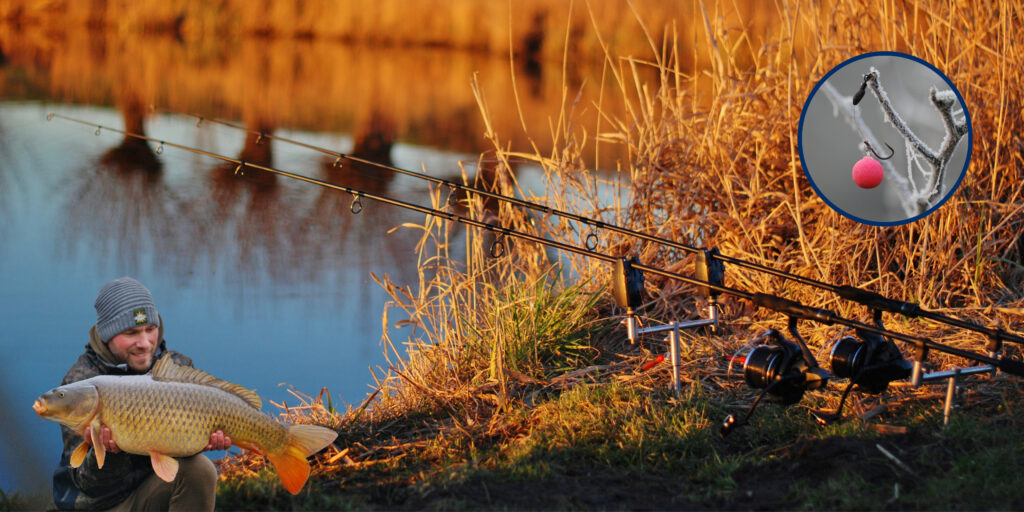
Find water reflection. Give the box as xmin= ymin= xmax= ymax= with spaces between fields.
xmin=54 ymin=107 xmax=432 ymax=294
xmin=63 ymin=144 xmax=178 ymax=276
xmin=0 ymin=118 xmax=10 ymax=240
xmin=99 ymin=102 xmax=163 ymax=174
xmin=0 ymin=24 xmax=636 ymax=165
xmin=322 ymin=109 xmax=397 ymax=195
xmin=213 ymin=133 xmax=277 ymax=189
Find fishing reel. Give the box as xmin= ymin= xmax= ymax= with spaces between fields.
xmin=830 ymin=331 xmax=911 ymax=394
xmin=743 ymin=333 xmax=820 ymax=404
xmin=809 ymin=326 xmax=912 ymax=425
xmin=807 ymin=308 xmax=912 ymax=425
xmin=722 ymin=321 xmax=829 ymax=437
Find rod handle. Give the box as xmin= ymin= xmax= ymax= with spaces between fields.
xmin=752 ymin=293 xmax=836 ymax=325
xmin=836 ymin=286 xmax=921 ymax=317
xmin=997 ymin=357 xmax=1024 ymax=377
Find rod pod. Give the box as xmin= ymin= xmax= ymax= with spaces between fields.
xmin=614 ymin=250 xmax=722 ymax=398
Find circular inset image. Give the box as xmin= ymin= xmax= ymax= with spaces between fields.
xmin=798 ymin=52 xmax=972 ymax=225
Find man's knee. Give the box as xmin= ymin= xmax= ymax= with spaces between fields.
xmin=177 ymin=454 xmax=218 ymax=487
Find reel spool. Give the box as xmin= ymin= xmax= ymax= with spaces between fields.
xmin=743 ymin=332 xmax=827 ymax=404
xmin=830 ymin=331 xmax=911 ymax=394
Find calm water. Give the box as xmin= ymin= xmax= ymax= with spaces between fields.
xmin=0 ymin=20 xmax=635 ymax=498
xmin=0 ymin=102 xmax=494 ymax=496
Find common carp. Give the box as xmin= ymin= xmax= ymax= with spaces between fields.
xmin=32 ymin=356 xmax=338 ymax=494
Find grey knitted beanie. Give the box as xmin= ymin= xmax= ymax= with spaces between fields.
xmin=94 ymin=277 xmax=160 ymax=343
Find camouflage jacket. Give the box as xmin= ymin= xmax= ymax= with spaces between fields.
xmin=52 ymin=322 xmax=193 ymax=511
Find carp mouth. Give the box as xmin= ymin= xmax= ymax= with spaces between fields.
xmin=32 ymin=399 xmax=47 ymax=415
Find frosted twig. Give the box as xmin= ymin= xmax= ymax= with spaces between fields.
xmin=861 ymin=68 xmax=967 ymax=214
xmin=922 ymin=88 xmax=969 ymax=207
xmin=820 ymin=67 xmax=967 ymax=218
xmin=862 ymin=69 xmax=939 ymax=164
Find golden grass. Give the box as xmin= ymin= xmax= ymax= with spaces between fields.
xmin=351 ymin=0 xmax=1024 ymax=430
xmin=212 ymin=0 xmax=1024 ymax=496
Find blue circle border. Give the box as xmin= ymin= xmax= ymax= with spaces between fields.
xmin=797 ymin=51 xmax=973 ymax=226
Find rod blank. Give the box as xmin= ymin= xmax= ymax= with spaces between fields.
xmin=48 ymin=112 xmax=1024 ymax=378
xmin=146 ymin=108 xmax=1024 ymax=348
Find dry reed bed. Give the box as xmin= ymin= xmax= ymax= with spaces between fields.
xmin=3 ymin=1 xmax=778 ymax=67
xmin=213 ymin=0 xmax=1024 ymax=493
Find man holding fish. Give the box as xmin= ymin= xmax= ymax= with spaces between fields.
xmin=34 ymin=277 xmax=339 ymax=510
xmin=43 ymin=277 xmax=225 ymax=510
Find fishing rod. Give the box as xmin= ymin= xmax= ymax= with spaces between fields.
xmin=149 ymin=108 xmax=1024 ymax=350
xmin=51 ymin=112 xmax=1024 ymax=433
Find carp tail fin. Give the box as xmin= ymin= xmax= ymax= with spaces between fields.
xmin=266 ymin=424 xmax=338 ymax=495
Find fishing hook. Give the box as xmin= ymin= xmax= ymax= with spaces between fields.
xmin=255 ymin=132 xmax=265 ymax=145
xmin=350 ymin=194 xmax=363 ymax=214
xmin=234 ymin=161 xmax=246 ymax=176
xmin=864 ymin=140 xmax=894 ymax=160
xmin=156 ymin=142 xmax=165 ymax=154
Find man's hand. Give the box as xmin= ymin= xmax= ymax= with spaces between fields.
xmin=100 ymin=425 xmax=121 ymax=454
xmin=204 ymin=430 xmax=232 ymax=451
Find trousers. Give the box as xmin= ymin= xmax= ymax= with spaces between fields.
xmin=105 ymin=454 xmax=218 ymax=512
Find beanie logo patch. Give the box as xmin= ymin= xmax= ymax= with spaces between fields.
xmin=133 ymin=308 xmax=149 ymax=325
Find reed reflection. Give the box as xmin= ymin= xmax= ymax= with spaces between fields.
xmin=308 ymin=109 xmax=418 ymax=290
xmin=321 ymin=110 xmax=396 ymax=196
xmin=211 ymin=127 xmax=278 ymax=190
xmin=0 ymin=25 xmax=634 ymax=167
xmin=62 ymin=146 xmax=184 ymax=276
xmin=99 ymin=100 xmax=163 ymax=175
xmin=58 ymin=108 xmax=428 ymax=301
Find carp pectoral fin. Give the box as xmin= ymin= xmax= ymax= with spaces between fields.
xmin=149 ymin=452 xmax=179 ymax=483
xmin=70 ymin=441 xmax=90 ymax=468
xmin=89 ymin=422 xmax=106 ymax=469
